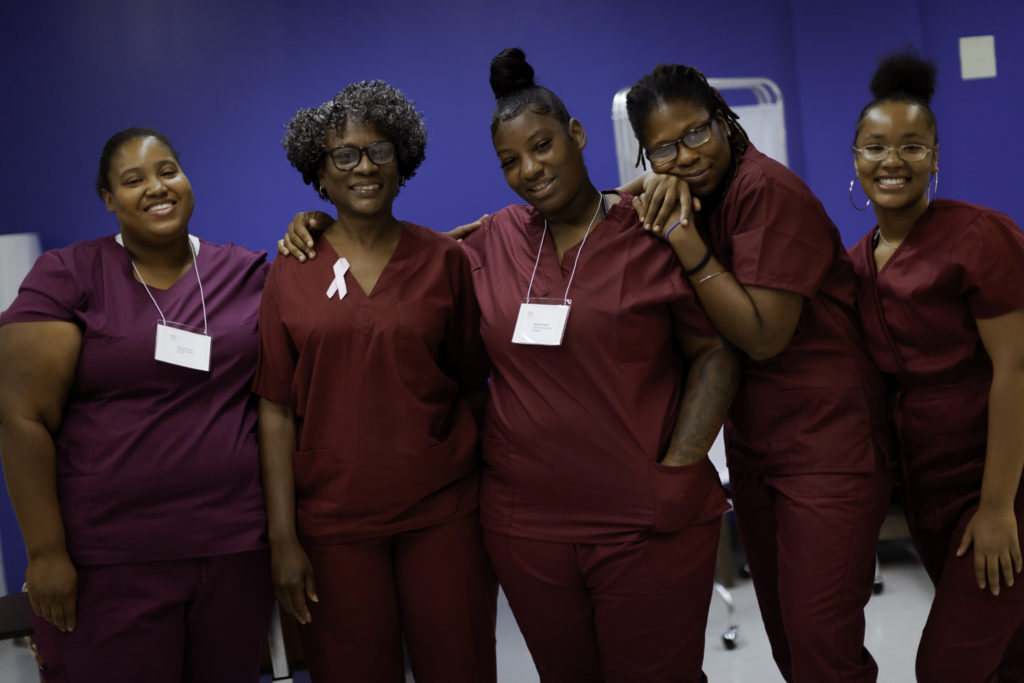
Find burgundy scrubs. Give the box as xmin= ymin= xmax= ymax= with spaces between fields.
xmin=253 ymin=223 xmax=497 ymax=683
xmin=0 ymin=236 xmax=274 ymax=682
xmin=462 ymin=195 xmax=729 ymax=683
xmin=703 ymin=146 xmax=894 ymax=682
xmin=850 ymin=199 xmax=1024 ymax=683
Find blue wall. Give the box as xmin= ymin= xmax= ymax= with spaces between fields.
xmin=1 ymin=0 xmax=1021 ymax=589
xmin=789 ymin=0 xmax=1024 ymax=243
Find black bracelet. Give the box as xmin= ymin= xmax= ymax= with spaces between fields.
xmin=684 ymin=247 xmax=712 ymax=276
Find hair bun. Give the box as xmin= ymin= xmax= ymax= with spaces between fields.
xmin=870 ymin=49 xmax=936 ymax=104
xmin=490 ymin=47 xmax=536 ymax=99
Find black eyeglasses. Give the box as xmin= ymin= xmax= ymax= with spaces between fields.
xmin=644 ymin=115 xmax=716 ymax=169
xmin=326 ymin=141 xmax=396 ymax=171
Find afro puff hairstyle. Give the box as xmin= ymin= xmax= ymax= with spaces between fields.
xmin=282 ymin=80 xmax=427 ymax=200
xmin=854 ymin=49 xmax=938 ymax=144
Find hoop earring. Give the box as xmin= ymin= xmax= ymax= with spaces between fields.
xmin=849 ymin=177 xmax=870 ymax=211
xmin=928 ymin=170 xmax=939 ymax=203
xmin=318 ymin=184 xmax=328 ymax=200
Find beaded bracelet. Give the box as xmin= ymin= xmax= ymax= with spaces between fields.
xmin=684 ymin=246 xmax=712 ymax=276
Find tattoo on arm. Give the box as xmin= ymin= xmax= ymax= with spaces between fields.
xmin=664 ymin=342 xmax=740 ymax=465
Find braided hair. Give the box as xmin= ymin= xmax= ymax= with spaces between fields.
xmin=489 ymin=47 xmax=571 ymax=136
xmin=854 ymin=49 xmax=938 ymax=144
xmin=626 ymin=63 xmax=750 ymax=168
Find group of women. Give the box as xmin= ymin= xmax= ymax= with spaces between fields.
xmin=0 ymin=43 xmax=1020 ymax=683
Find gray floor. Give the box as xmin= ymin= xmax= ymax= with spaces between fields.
xmin=0 ymin=543 xmax=933 ymax=682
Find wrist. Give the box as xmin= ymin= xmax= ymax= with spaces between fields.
xmin=268 ymin=525 xmax=300 ymax=546
xmin=26 ymin=544 xmax=69 ymax=563
xmin=684 ymin=246 xmax=712 ymax=276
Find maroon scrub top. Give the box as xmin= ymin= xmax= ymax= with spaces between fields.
xmin=849 ymin=200 xmax=1024 ymax=500
xmin=702 ymin=146 xmax=891 ymax=475
xmin=253 ymin=222 xmax=488 ymax=545
xmin=0 ymin=236 xmax=269 ymax=565
xmin=461 ymin=195 xmax=727 ymax=544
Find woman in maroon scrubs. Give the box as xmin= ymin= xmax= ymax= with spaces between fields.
xmin=847 ymin=51 xmax=1024 ymax=683
xmin=255 ymin=81 xmax=497 ymax=683
xmin=623 ymin=65 xmax=894 ymax=682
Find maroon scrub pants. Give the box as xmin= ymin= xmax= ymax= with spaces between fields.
xmin=32 ymin=547 xmax=273 ymax=683
xmin=730 ymin=469 xmax=892 ymax=683
xmin=909 ymin=497 xmax=1024 ymax=683
xmin=484 ymin=517 xmax=721 ymax=683
xmin=298 ymin=511 xmax=497 ymax=683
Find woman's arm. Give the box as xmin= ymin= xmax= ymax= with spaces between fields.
xmin=0 ymin=321 xmax=81 ymax=632
xmin=661 ymin=335 xmax=741 ymax=466
xmin=956 ymin=308 xmax=1024 ymax=595
xmin=277 ymin=212 xmax=489 ymax=260
xmin=636 ymin=173 xmax=804 ymax=360
xmin=258 ymin=397 xmax=318 ymax=623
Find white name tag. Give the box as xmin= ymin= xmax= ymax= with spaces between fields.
xmin=155 ymin=323 xmax=211 ymax=371
xmin=511 ymin=299 xmax=570 ymax=346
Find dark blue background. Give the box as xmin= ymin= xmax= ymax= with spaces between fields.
xmin=2 ymin=0 xmax=1021 ymax=591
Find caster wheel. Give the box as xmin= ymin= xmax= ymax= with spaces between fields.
xmin=722 ymin=626 xmax=738 ymax=650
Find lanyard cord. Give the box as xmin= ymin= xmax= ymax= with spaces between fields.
xmin=130 ymin=238 xmax=208 ymax=334
xmin=524 ymin=191 xmax=604 ymax=304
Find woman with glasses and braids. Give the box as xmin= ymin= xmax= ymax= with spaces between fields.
xmin=623 ymin=65 xmax=894 ymax=682
xmin=847 ymin=51 xmax=1024 ymax=683
xmin=254 ymin=81 xmax=497 ymax=682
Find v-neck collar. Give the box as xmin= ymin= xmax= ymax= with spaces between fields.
xmin=114 ymin=232 xmax=202 ymax=294
xmin=874 ymin=202 xmax=936 ymax=277
xmin=317 ymin=223 xmax=408 ymax=300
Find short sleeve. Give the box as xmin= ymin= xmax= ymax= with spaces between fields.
xmin=956 ymin=210 xmax=1024 ymax=319
xmin=726 ymin=171 xmax=834 ymax=298
xmin=252 ymin=262 xmax=297 ymax=404
xmin=442 ymin=246 xmax=490 ymax=391
xmin=460 ymin=215 xmax=491 ymax=272
xmin=0 ymin=250 xmax=84 ymax=326
xmin=670 ymin=294 xmax=717 ymax=341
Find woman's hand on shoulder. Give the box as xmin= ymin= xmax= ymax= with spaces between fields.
xmin=270 ymin=537 xmax=318 ymax=624
xmin=447 ymin=214 xmax=488 ymax=242
xmin=26 ymin=550 xmax=78 ymax=632
xmin=277 ymin=211 xmax=333 ymax=262
xmin=957 ymin=504 xmax=1022 ymax=596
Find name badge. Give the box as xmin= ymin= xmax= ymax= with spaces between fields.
xmin=155 ymin=323 xmax=212 ymax=371
xmin=511 ymin=298 xmax=571 ymax=346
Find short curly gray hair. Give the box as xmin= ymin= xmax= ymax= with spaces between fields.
xmin=282 ymin=80 xmax=427 ymax=200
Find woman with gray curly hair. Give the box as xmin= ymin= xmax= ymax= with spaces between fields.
xmin=254 ymin=80 xmax=497 ymax=682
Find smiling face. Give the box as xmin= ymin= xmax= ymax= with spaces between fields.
xmin=318 ymin=120 xmax=400 ymax=222
xmin=492 ymin=109 xmax=589 ymax=217
xmin=102 ymin=136 xmax=194 ymax=244
xmin=640 ymin=98 xmax=732 ymax=198
xmin=854 ymin=101 xmax=937 ymax=217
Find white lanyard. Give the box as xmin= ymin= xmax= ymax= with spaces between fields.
xmin=119 ymin=234 xmax=212 ymax=371
xmin=512 ymin=193 xmax=604 ymax=346
xmin=523 ymin=192 xmax=604 ymax=305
